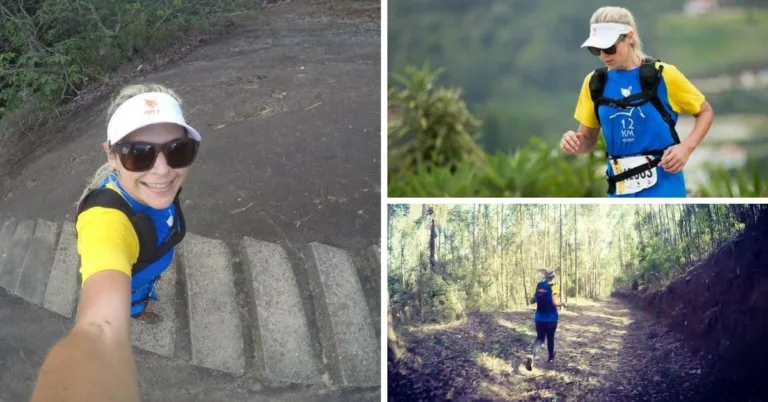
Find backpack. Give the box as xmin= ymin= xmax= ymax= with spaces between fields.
xmin=75 ymin=187 xmax=186 ymax=314
xmin=588 ymin=57 xmax=681 ymax=194
xmin=535 ymin=281 xmax=557 ymax=314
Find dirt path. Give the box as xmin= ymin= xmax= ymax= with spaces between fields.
xmin=389 ymin=298 xmax=713 ymax=402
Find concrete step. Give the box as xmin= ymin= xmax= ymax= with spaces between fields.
xmin=182 ymin=233 xmax=246 ymax=376
xmin=130 ymin=258 xmax=179 ymax=358
xmin=16 ymin=219 xmax=59 ymax=306
xmin=43 ymin=222 xmax=79 ymax=318
xmin=0 ymin=219 xmax=35 ymax=292
xmin=0 ymin=218 xmax=19 ymax=277
xmin=241 ymin=237 xmax=321 ymax=385
xmin=2 ymin=217 xmax=380 ymax=390
xmin=306 ymin=243 xmax=380 ymax=387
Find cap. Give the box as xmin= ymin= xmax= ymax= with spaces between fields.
xmin=580 ymin=23 xmax=632 ymax=49
xmin=107 ymin=92 xmax=202 ymax=145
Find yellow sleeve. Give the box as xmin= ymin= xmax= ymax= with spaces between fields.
xmin=660 ymin=62 xmax=705 ymax=115
xmin=551 ymin=284 xmax=560 ymax=295
xmin=76 ymin=207 xmax=139 ymax=286
xmin=574 ymin=71 xmax=600 ymax=129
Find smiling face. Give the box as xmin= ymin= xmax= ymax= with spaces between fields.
xmin=105 ymin=123 xmax=189 ymax=209
xmin=599 ymin=32 xmax=636 ymax=70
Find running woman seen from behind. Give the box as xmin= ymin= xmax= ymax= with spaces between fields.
xmin=525 ymin=269 xmax=567 ymax=371
xmin=561 ymin=6 xmax=714 ymax=198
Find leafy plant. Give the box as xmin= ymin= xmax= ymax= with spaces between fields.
xmin=0 ymin=0 xmax=253 ymax=119
xmin=389 ymin=136 xmax=608 ymax=197
xmin=697 ymin=159 xmax=768 ymax=197
xmin=388 ymin=63 xmax=485 ymax=176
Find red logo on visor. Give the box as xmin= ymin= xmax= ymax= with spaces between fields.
xmin=144 ymin=97 xmax=159 ymax=116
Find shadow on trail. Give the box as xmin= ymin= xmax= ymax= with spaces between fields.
xmin=389 ymin=310 xmax=566 ymax=401
xmin=592 ymin=297 xmax=718 ymax=402
xmin=389 ymin=305 xmax=632 ymax=401
xmin=389 ymin=298 xmax=733 ymax=401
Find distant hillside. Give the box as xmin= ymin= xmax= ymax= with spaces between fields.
xmin=389 ymin=0 xmax=768 ymax=152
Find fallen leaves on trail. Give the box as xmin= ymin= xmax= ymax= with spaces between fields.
xmin=389 ymin=299 xmax=713 ymax=402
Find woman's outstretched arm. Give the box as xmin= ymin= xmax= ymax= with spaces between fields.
xmin=30 ymin=270 xmax=139 ymax=402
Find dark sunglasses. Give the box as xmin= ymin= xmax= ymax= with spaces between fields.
xmin=588 ymin=34 xmax=627 ymax=56
xmin=111 ymin=137 xmax=199 ymax=172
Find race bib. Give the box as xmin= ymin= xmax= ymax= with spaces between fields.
xmin=610 ymin=155 xmax=658 ymax=195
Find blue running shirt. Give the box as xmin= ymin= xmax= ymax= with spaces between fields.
xmin=574 ymin=62 xmax=705 ymax=198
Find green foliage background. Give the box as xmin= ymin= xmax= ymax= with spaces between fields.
xmin=0 ymin=0 xmax=253 ymax=119
xmin=389 ymin=0 xmax=768 ymax=151
xmin=389 ymin=204 xmax=764 ymax=324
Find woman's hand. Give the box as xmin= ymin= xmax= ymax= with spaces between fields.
xmin=560 ymin=130 xmax=585 ymax=154
xmin=659 ymin=143 xmax=694 ymax=173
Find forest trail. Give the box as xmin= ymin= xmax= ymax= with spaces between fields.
xmin=389 ymin=297 xmax=712 ymax=402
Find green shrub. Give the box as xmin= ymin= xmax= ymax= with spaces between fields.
xmin=389 ymin=137 xmax=608 ymax=197
xmin=0 ymin=0 xmax=252 ymax=118
xmin=424 ymin=275 xmax=465 ymax=322
xmin=388 ymin=63 xmax=485 ymax=175
xmin=698 ymin=159 xmax=768 ymax=197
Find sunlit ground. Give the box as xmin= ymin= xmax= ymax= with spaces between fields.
xmin=474 ymin=352 xmax=515 ymax=376
xmin=563 ymin=323 xmax=604 ymax=335
xmin=405 ymin=317 xmax=467 ymax=334
xmin=579 ymin=312 xmax=633 ymax=326
xmin=563 ymin=297 xmax=602 ymax=307
xmin=496 ymin=317 xmax=536 ymax=338
xmin=393 ymin=297 xmax=708 ymax=401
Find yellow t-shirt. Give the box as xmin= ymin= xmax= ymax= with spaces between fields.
xmin=551 ymin=283 xmax=560 ymax=296
xmin=76 ymin=183 xmax=139 ymax=286
xmin=573 ymin=61 xmax=705 ymax=129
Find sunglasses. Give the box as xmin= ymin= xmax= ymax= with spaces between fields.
xmin=588 ymin=34 xmax=626 ymax=56
xmin=111 ymin=137 xmax=199 ymax=172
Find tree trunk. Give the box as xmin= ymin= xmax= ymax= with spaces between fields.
xmin=472 ymin=205 xmax=478 ymax=287
xmin=574 ymin=206 xmax=579 ymax=299
xmin=520 ymin=205 xmax=528 ymax=304
xmin=429 ymin=208 xmax=437 ymax=273
xmin=559 ymin=204 xmax=564 ymax=301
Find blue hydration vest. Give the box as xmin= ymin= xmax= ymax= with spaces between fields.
xmin=534 ymin=280 xmax=558 ymax=322
xmin=76 ymin=177 xmax=186 ymax=317
xmin=589 ymin=58 xmax=686 ymax=197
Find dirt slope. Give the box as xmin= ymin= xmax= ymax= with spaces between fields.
xmin=624 ymin=212 xmax=768 ymax=401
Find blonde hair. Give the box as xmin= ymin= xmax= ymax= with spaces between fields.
xmin=590 ymin=6 xmax=648 ymax=59
xmin=76 ymin=84 xmax=184 ymax=206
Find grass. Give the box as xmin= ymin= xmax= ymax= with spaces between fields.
xmin=654 ymin=8 xmax=768 ymax=78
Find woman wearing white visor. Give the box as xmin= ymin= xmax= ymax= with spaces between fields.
xmin=561 ymin=6 xmax=714 ymax=197
xmin=31 ymin=84 xmax=200 ymax=401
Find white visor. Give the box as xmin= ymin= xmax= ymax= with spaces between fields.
xmin=107 ymin=92 xmax=202 ymax=145
xmin=580 ymin=23 xmax=632 ymax=49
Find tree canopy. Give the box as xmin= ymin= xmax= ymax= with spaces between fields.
xmin=388 ymin=203 xmax=764 ymax=324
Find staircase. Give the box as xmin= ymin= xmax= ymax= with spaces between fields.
xmin=0 ymin=217 xmax=380 ymax=389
